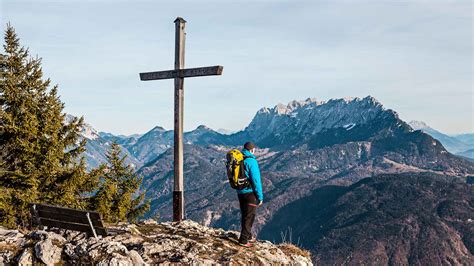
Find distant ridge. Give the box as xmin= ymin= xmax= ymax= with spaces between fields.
xmin=77 ymin=97 xmax=473 ymax=170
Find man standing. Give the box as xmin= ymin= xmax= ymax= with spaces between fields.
xmin=237 ymin=141 xmax=264 ymax=247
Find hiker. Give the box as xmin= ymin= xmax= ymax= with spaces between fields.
xmin=236 ymin=141 xmax=264 ymax=247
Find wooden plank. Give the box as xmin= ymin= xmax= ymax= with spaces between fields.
xmin=37 ymin=210 xmax=104 ymax=227
xmin=140 ymin=69 xmax=176 ymax=80
xmin=139 ymin=66 xmax=223 ymax=81
xmin=32 ymin=203 xmax=101 ymax=220
xmin=39 ymin=218 xmax=107 ymax=236
xmin=181 ymin=66 xmax=223 ymax=78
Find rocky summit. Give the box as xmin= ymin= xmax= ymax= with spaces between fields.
xmin=0 ymin=220 xmax=312 ymax=265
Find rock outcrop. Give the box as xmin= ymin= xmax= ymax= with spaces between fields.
xmin=0 ymin=220 xmax=312 ymax=265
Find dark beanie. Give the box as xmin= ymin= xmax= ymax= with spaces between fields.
xmin=244 ymin=141 xmax=256 ymax=150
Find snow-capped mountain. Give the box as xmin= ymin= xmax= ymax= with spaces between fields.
xmin=65 ymin=114 xmax=141 ymax=170
xmin=243 ymin=96 xmax=408 ymax=149
xmin=65 ymin=114 xmax=99 ymax=140
xmin=248 ymin=97 xmax=384 ymax=133
xmin=408 ymin=120 xmax=430 ymax=130
xmin=409 ymin=120 xmax=473 ymax=157
xmin=216 ymin=128 xmax=237 ymax=135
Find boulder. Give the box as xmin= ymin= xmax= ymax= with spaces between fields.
xmin=17 ymin=248 xmax=34 ymax=265
xmin=34 ymin=238 xmax=62 ymax=265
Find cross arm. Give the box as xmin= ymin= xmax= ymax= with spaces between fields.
xmin=140 ymin=65 xmax=223 ymax=81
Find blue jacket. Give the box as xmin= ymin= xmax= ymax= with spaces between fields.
xmin=237 ymin=149 xmax=264 ymax=202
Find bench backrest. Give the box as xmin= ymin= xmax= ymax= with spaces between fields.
xmin=30 ymin=203 xmax=107 ymax=237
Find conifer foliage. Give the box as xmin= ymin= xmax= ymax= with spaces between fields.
xmin=0 ymin=24 xmax=102 ymax=227
xmin=0 ymin=25 xmax=149 ymax=228
xmin=91 ymin=142 xmax=150 ymax=223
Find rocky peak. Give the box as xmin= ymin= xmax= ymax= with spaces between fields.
xmin=65 ymin=114 xmax=99 ymax=140
xmin=0 ymin=220 xmax=312 ymax=265
xmin=194 ymin=125 xmax=213 ymax=132
xmin=245 ymin=96 xmax=391 ymax=147
xmin=409 ymin=120 xmax=430 ymax=130
xmin=150 ymin=126 xmax=167 ymax=133
xmin=259 ymin=98 xmax=323 ymax=116
xmin=326 ymin=95 xmax=382 ymax=109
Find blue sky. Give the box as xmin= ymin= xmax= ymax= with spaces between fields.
xmin=1 ymin=0 xmax=472 ymax=135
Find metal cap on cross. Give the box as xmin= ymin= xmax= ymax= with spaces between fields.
xmin=139 ymin=17 xmax=223 ymax=222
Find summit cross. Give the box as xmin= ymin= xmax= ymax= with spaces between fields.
xmin=139 ymin=17 xmax=224 ymax=222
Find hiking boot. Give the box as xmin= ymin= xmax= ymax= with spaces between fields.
xmin=239 ymin=242 xmax=253 ymax=248
xmin=249 ymin=237 xmax=257 ymax=243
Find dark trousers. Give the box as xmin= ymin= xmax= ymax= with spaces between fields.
xmin=238 ymin=192 xmax=257 ymax=244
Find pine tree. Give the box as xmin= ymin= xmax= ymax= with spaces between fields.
xmin=0 ymin=24 xmax=101 ymax=228
xmin=91 ymin=142 xmax=150 ymax=223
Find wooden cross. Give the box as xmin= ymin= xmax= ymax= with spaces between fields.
xmin=139 ymin=17 xmax=223 ymax=222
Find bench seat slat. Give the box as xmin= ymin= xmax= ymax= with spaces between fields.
xmin=37 ymin=210 xmax=104 ymax=227
xmin=39 ymin=218 xmax=108 ymax=236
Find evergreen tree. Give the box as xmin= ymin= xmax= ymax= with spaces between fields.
xmin=91 ymin=142 xmax=150 ymax=223
xmin=0 ymin=24 xmax=100 ymax=228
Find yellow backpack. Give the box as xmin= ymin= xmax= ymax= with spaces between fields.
xmin=226 ymin=149 xmax=250 ymax=190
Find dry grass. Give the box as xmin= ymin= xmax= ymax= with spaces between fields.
xmin=278 ymin=243 xmax=312 ymax=259
xmin=136 ymin=224 xmax=161 ymax=235
xmin=0 ymin=243 xmax=21 ymax=254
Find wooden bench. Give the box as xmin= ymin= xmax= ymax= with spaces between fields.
xmin=30 ymin=203 xmax=107 ymax=238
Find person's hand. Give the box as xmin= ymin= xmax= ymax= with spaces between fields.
xmin=257 ymin=200 xmax=263 ymax=206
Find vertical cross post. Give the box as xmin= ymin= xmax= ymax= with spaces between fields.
xmin=139 ymin=17 xmax=223 ymax=222
xmin=173 ymin=17 xmax=186 ymax=222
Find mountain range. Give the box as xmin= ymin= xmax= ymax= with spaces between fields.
xmin=77 ymin=96 xmax=473 ymax=171
xmin=72 ymin=96 xmax=474 ymax=263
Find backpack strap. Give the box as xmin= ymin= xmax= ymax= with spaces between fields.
xmin=241 ymin=156 xmax=251 ymax=178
